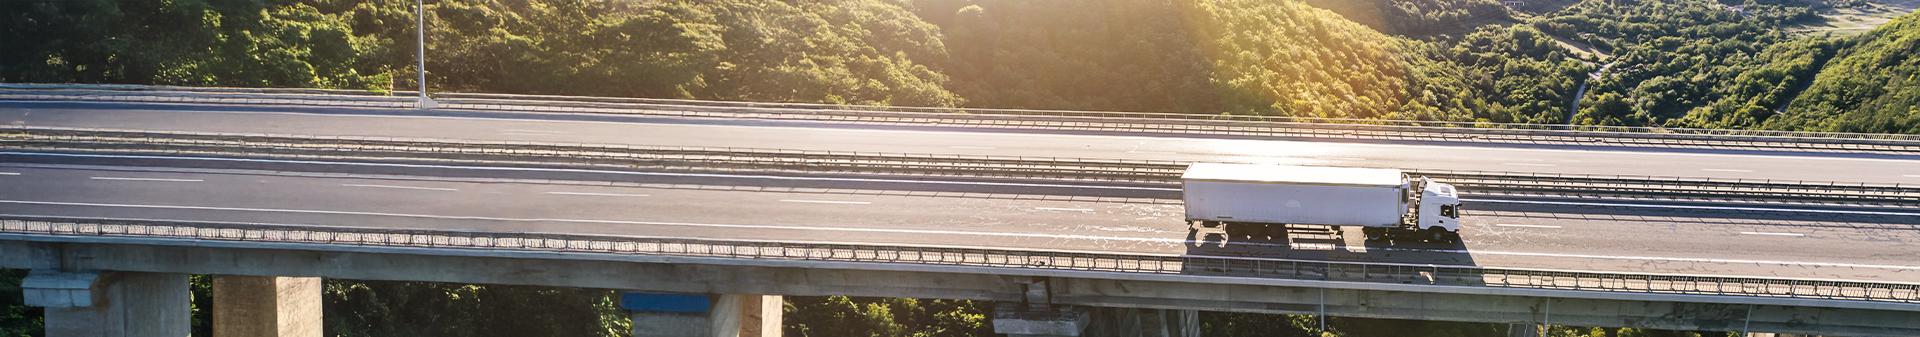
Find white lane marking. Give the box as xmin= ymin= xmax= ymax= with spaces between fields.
xmin=90 ymin=177 xmax=202 ymax=182
xmin=1742 ymin=232 xmax=1805 ymax=236
xmin=780 ymin=199 xmax=872 ymax=205
xmin=1702 ymin=169 xmax=1754 ymax=172
xmin=0 ymin=172 xmax=18 ymax=175
xmin=949 ymin=146 xmax=997 ymax=150
xmin=500 ymin=129 xmax=567 ymax=134
xmin=545 ymin=192 xmax=650 ymax=197
xmin=6 ymin=200 xmax=1918 ymax=272
xmin=1464 ymin=198 xmax=1920 ymax=217
xmin=1495 ymin=224 xmax=1561 ymax=228
xmin=1322 ymin=157 xmax=1367 ymax=161
xmin=341 ymin=184 xmax=457 ymax=191
xmin=1502 ymin=163 xmax=1556 ymax=167
xmin=1036 ymin=207 xmax=1094 ymax=212
xmin=0 ymin=153 xmax=1181 ymax=192
xmin=503 ymin=132 xmax=561 ymax=136
xmin=1127 ymin=151 xmax=1177 ymax=155
xmin=1905 ymin=175 xmax=1920 ymax=178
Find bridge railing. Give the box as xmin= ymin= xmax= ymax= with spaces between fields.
xmin=8 ymin=126 xmax=1919 ymax=205
xmin=6 ymin=84 xmax=1920 ymax=154
xmin=3 ymin=216 xmax=1916 ymax=304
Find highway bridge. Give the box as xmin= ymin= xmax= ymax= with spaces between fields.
xmin=3 ymin=85 xmax=1920 ymax=337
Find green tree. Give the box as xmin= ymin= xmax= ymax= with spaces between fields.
xmin=0 ymin=269 xmax=41 ymax=337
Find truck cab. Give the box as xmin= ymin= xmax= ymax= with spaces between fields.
xmin=1416 ymin=177 xmax=1462 ymax=240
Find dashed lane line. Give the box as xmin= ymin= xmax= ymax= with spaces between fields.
xmin=780 ymin=200 xmax=872 ymax=205
xmin=341 ymin=184 xmax=457 ymax=191
xmin=545 ymin=192 xmax=650 ymax=197
xmin=90 ymin=177 xmax=202 ymax=182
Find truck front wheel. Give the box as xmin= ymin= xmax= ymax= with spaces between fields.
xmin=1427 ymin=227 xmax=1450 ymax=243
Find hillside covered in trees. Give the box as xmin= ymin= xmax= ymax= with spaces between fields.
xmin=5 ymin=0 xmax=1911 ymax=133
xmin=1765 ymin=11 xmax=1920 ymax=134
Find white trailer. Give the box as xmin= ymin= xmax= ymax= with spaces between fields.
xmin=1181 ymin=163 xmax=1462 ymax=242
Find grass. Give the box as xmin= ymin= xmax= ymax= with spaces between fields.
xmin=1782 ymin=0 xmax=1918 ymax=34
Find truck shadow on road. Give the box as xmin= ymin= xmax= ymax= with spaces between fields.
xmin=1177 ymin=224 xmax=1483 ymax=285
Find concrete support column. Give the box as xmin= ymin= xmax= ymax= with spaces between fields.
xmin=1079 ymin=307 xmax=1197 ymax=337
xmin=24 ymin=270 xmax=189 ymax=337
xmin=737 ymin=295 xmax=783 ymax=337
xmin=1508 ymin=324 xmax=1540 ymax=337
xmin=624 ymin=292 xmax=783 ymax=337
xmin=212 ymin=275 xmax=322 ymax=337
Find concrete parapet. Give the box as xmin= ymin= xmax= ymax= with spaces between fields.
xmin=212 ymin=275 xmax=322 ymax=337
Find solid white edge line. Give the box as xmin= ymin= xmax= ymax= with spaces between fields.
xmin=5 ymin=200 xmax=1917 ymax=272
xmin=949 ymin=146 xmax=997 ymax=149
xmin=779 ymin=200 xmax=872 ymax=205
xmin=1036 ymin=207 xmax=1094 ymax=212
xmin=1741 ymin=232 xmax=1805 ymax=236
xmin=1501 ymin=163 xmax=1556 ymax=166
xmin=1462 ymin=198 xmax=1920 ymax=217
xmin=0 ymin=152 xmax=1181 ymax=192
xmin=545 ymin=192 xmax=650 ymax=197
xmin=1494 ymin=224 xmax=1561 ymax=228
xmin=1702 ymin=169 xmax=1755 ymax=172
xmin=89 ymin=177 xmax=203 ymax=182
xmin=341 ymin=184 xmax=457 ymax=191
xmin=499 ymin=129 xmax=567 ymax=134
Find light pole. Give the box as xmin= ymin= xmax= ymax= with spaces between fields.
xmin=415 ymin=0 xmax=435 ymax=109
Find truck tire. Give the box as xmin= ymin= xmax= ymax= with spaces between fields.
xmin=1428 ymin=228 xmax=1446 ymax=243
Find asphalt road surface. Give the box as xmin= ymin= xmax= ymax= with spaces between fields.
xmin=4 ymin=164 xmax=1916 ymax=283
xmin=6 ymin=101 xmax=1920 ymax=184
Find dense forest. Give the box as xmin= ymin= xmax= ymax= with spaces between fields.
xmin=1766 ymin=11 xmax=1920 ymax=134
xmin=8 ymin=0 xmax=1913 ymax=134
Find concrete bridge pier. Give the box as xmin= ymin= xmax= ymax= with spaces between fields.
xmin=1082 ymin=307 xmax=1199 ymax=337
xmin=22 ymin=269 xmax=190 ymax=337
xmin=212 ymin=275 xmax=323 ymax=337
xmin=625 ymin=292 xmax=784 ymax=337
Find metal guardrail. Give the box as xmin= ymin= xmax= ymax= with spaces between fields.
xmin=3 ymin=216 xmax=1916 ymax=304
xmin=429 ymin=96 xmax=1920 ymax=154
xmin=436 ymin=92 xmax=1920 ymax=141
xmin=6 ymin=126 xmax=1918 ymax=206
xmin=5 ymin=84 xmax=1920 ymax=154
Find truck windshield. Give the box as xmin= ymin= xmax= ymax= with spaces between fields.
xmin=1441 ymin=205 xmax=1457 ymax=218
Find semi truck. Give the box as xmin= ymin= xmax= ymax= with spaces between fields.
xmin=1181 ymin=163 xmax=1462 ymax=242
